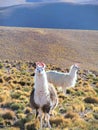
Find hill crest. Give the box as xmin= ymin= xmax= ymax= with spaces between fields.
xmin=0 ymin=26 xmax=98 ymax=71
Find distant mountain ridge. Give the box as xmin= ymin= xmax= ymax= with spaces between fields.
xmin=26 ymin=0 xmax=98 ymax=4
xmin=0 ymin=2 xmax=98 ymax=30
xmin=0 ymin=0 xmax=98 ymax=7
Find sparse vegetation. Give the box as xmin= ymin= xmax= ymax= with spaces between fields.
xmin=0 ymin=27 xmax=98 ymax=71
xmin=0 ymin=61 xmax=98 ymax=130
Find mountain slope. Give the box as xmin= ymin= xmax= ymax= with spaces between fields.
xmin=0 ymin=26 xmax=98 ymax=71
xmin=0 ymin=2 xmax=98 ymax=30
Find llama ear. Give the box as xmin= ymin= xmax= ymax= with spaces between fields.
xmin=75 ymin=63 xmax=80 ymax=68
xmin=36 ymin=62 xmax=46 ymax=68
xmin=36 ymin=62 xmax=40 ymax=67
xmin=41 ymin=62 xmax=46 ymax=68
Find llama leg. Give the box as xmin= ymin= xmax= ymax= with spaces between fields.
xmin=45 ymin=113 xmax=51 ymax=128
xmin=63 ymin=87 xmax=66 ymax=94
xmin=47 ymin=114 xmax=51 ymax=128
xmin=35 ymin=110 xmax=39 ymax=118
xmin=40 ymin=116 xmax=43 ymax=129
xmin=38 ymin=109 xmax=43 ymax=129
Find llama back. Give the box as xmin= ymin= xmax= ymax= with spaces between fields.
xmin=46 ymin=71 xmax=68 ymax=87
xmin=46 ymin=70 xmax=77 ymax=88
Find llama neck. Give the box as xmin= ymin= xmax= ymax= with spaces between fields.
xmin=34 ymin=73 xmax=49 ymax=93
xmin=69 ymin=68 xmax=77 ymax=78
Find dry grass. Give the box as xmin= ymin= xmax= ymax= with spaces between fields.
xmin=84 ymin=96 xmax=98 ymax=104
xmin=0 ymin=61 xmax=98 ymax=130
xmin=0 ymin=26 xmax=97 ymax=130
xmin=0 ymin=27 xmax=98 ymax=71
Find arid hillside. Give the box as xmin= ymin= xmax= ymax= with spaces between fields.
xmin=0 ymin=26 xmax=98 ymax=130
xmin=0 ymin=26 xmax=98 ymax=71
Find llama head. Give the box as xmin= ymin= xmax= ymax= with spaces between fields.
xmin=71 ymin=63 xmax=80 ymax=72
xmin=73 ymin=63 xmax=80 ymax=70
xmin=35 ymin=62 xmax=46 ymax=75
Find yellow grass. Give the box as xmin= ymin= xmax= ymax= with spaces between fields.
xmin=0 ymin=61 xmax=98 ymax=130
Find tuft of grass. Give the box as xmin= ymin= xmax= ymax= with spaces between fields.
xmin=1 ymin=127 xmax=20 ymax=130
xmin=24 ymin=107 xmax=32 ymax=114
xmin=0 ymin=61 xmax=98 ymax=130
xmin=18 ymin=81 xmax=26 ymax=86
xmin=0 ymin=78 xmax=3 ymax=83
xmin=0 ymin=115 xmax=4 ymax=126
xmin=64 ymin=111 xmax=79 ymax=119
xmin=25 ymin=121 xmax=38 ymax=130
xmin=72 ymin=103 xmax=85 ymax=112
xmin=93 ymin=112 xmax=98 ymax=120
xmin=0 ymin=95 xmax=6 ymax=103
xmin=16 ymin=113 xmax=26 ymax=120
xmin=10 ymin=92 xmax=21 ymax=99
xmin=94 ymin=87 xmax=98 ymax=94
xmin=93 ymin=106 xmax=98 ymax=112
xmin=0 ymin=63 xmax=3 ymax=69
xmin=4 ymin=120 xmax=13 ymax=126
xmin=10 ymin=102 xmax=25 ymax=111
xmin=83 ymin=81 xmax=90 ymax=86
xmin=95 ymin=83 xmax=98 ymax=88
xmin=50 ymin=116 xmax=71 ymax=128
xmin=2 ymin=110 xmax=16 ymax=120
xmin=84 ymin=96 xmax=98 ymax=104
xmin=14 ymin=119 xmax=25 ymax=129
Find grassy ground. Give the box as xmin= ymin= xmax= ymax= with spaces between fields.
xmin=0 ymin=26 xmax=98 ymax=71
xmin=0 ymin=61 xmax=98 ymax=130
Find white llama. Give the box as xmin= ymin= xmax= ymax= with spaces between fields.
xmin=30 ymin=62 xmax=58 ymax=128
xmin=46 ymin=64 xmax=79 ymax=94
